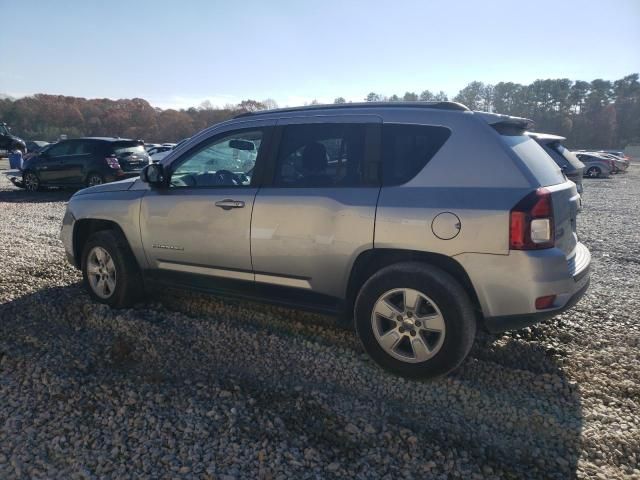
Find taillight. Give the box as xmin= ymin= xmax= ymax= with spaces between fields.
xmin=509 ymin=188 xmax=554 ymax=250
xmin=105 ymin=156 xmax=121 ymax=169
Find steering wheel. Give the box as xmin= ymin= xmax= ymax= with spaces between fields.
xmin=214 ymin=169 xmax=240 ymax=185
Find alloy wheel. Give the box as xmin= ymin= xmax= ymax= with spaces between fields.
xmin=371 ymin=288 xmax=446 ymax=363
xmin=24 ymin=172 xmax=39 ymax=191
xmin=586 ymin=167 xmax=600 ymax=178
xmin=86 ymin=246 xmax=117 ymax=299
xmin=88 ymin=175 xmax=104 ymax=187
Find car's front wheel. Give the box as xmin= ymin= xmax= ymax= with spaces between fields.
xmin=23 ymin=171 xmax=41 ymax=192
xmin=82 ymin=230 xmax=143 ymax=308
xmin=355 ymin=262 xmax=476 ymax=379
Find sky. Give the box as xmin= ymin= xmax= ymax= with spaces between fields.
xmin=1 ymin=0 xmax=639 ymax=110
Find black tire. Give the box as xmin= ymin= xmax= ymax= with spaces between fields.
xmin=22 ymin=170 xmax=41 ymax=192
xmin=354 ymin=262 xmax=476 ymax=379
xmin=586 ymin=166 xmax=601 ymax=178
xmin=81 ymin=230 xmax=144 ymax=308
xmin=86 ymin=172 xmax=105 ymax=187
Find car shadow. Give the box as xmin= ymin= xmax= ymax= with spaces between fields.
xmin=0 ymin=284 xmax=583 ymax=479
xmin=0 ymin=184 xmax=75 ymax=203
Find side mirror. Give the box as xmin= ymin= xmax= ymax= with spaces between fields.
xmin=140 ymin=163 xmax=166 ymax=187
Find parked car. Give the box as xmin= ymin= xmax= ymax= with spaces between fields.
xmin=595 ymin=152 xmax=629 ymax=172
xmin=599 ymin=149 xmax=629 ymax=160
xmin=575 ymin=152 xmax=614 ymax=178
xmin=0 ymin=122 xmax=26 ymax=154
xmin=148 ymin=145 xmax=174 ymax=162
xmin=149 ymin=139 xmax=191 ymax=163
xmin=60 ymin=102 xmax=590 ymax=378
xmin=528 ymin=132 xmax=584 ymax=194
xmin=144 ymin=143 xmax=161 ymax=152
xmin=18 ymin=137 xmax=150 ymax=191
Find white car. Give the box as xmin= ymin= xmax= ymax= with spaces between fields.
xmin=148 ymin=145 xmax=173 ymax=162
xmin=144 ymin=143 xmax=161 ymax=152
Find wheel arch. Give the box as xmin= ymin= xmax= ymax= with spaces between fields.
xmin=72 ymin=219 xmax=131 ymax=268
xmin=345 ymin=249 xmax=483 ymax=322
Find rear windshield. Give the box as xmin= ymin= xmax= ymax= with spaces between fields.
xmin=112 ymin=142 xmax=146 ymax=156
xmin=502 ymin=135 xmax=565 ymax=186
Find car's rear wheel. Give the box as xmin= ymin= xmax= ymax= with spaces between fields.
xmin=586 ymin=166 xmax=602 ymax=178
xmin=82 ymin=230 xmax=143 ymax=308
xmin=355 ymin=262 xmax=476 ymax=379
xmin=86 ymin=173 xmax=104 ymax=187
xmin=23 ymin=171 xmax=41 ymax=192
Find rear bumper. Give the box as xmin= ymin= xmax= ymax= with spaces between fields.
xmin=455 ymin=242 xmax=591 ymax=332
xmin=483 ymin=276 xmax=589 ymax=333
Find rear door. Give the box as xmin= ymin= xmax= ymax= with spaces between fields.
xmin=36 ymin=140 xmax=73 ymax=184
xmin=250 ymin=115 xmax=382 ymax=300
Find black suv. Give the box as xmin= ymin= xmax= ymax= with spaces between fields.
xmin=0 ymin=123 xmax=26 ymax=153
xmin=20 ymin=137 xmax=150 ymax=191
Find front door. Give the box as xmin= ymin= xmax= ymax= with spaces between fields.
xmin=140 ymin=126 xmax=272 ymax=285
xmin=36 ymin=140 xmax=73 ymax=184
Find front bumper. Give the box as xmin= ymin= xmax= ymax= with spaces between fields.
xmin=455 ymin=242 xmax=591 ymax=333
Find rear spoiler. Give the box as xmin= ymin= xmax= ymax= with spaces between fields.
xmin=475 ymin=112 xmax=534 ymax=135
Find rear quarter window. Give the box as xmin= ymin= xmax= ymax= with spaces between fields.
xmin=382 ymin=124 xmax=451 ymax=185
xmin=502 ymin=135 xmax=565 ymax=187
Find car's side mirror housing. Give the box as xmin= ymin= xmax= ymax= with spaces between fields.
xmin=140 ymin=163 xmax=166 ymax=187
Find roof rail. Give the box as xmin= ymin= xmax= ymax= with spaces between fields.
xmin=233 ymin=101 xmax=469 ymax=118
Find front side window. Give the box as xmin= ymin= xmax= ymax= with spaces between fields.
xmin=46 ymin=141 xmax=73 ymax=157
xmin=170 ymin=129 xmax=264 ymax=188
xmin=274 ymin=123 xmax=377 ymax=187
xmin=382 ymin=124 xmax=451 ymax=185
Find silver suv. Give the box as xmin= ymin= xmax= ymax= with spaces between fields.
xmin=61 ymin=102 xmax=591 ymax=378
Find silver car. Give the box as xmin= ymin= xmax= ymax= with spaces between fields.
xmin=575 ymin=152 xmax=615 ymax=178
xmin=60 ymin=102 xmax=591 ymax=378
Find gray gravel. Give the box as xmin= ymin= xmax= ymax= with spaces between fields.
xmin=1 ymin=160 xmax=639 ymax=479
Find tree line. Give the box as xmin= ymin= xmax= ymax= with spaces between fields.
xmin=1 ymin=73 xmax=638 ymax=148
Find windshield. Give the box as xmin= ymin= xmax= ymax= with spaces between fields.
xmin=0 ymin=125 xmax=9 ymax=135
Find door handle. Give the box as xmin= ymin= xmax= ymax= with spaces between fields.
xmin=215 ymin=199 xmax=245 ymax=210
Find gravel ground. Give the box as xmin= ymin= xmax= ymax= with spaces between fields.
xmin=0 ymin=160 xmax=638 ymax=479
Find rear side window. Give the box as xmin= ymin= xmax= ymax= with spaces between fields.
xmin=501 ymin=135 xmax=565 ymax=187
xmin=382 ymin=124 xmax=451 ymax=185
xmin=72 ymin=141 xmax=97 ymax=155
xmin=274 ymin=123 xmax=379 ymax=187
